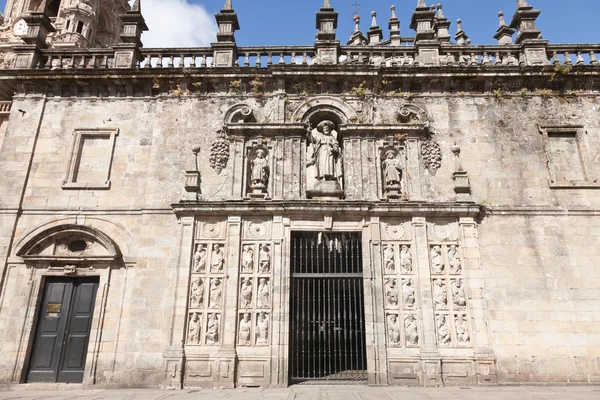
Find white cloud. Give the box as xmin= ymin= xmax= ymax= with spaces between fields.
xmin=140 ymin=0 xmax=218 ymax=48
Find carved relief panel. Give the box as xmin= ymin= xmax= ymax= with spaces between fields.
xmin=427 ymin=220 xmax=471 ymax=348
xmin=186 ymin=220 xmax=227 ymax=346
xmin=381 ymin=220 xmax=419 ymax=348
xmin=237 ymin=218 xmax=273 ymax=347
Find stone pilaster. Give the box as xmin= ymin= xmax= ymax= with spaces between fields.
xmin=271 ymin=215 xmax=287 ymax=386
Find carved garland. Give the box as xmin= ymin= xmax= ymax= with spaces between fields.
xmin=209 ymin=129 xmax=230 ymax=175
xmin=421 ymin=139 xmax=442 ymax=176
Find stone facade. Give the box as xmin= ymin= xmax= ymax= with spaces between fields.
xmin=0 ymin=0 xmax=599 ymax=389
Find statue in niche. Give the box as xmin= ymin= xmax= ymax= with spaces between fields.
xmin=387 ymin=315 xmax=401 ymax=346
xmin=436 ymin=314 xmax=451 ymax=345
xmin=382 ymin=150 xmax=403 ymax=198
xmin=383 ymin=245 xmax=395 ymax=274
xmin=448 ymin=245 xmax=462 ymax=274
xmin=402 ymin=278 xmax=415 ymax=308
xmin=240 ymin=277 xmax=253 ymax=308
xmin=259 ymin=244 xmax=271 ymax=273
xmin=188 ymin=313 xmax=201 ymax=344
xmin=385 ymin=278 xmax=398 ymax=307
xmin=257 ymin=278 xmax=270 ymax=308
xmin=238 ymin=313 xmax=252 ymax=345
xmin=242 ymin=245 xmax=254 ymax=273
xmin=452 ymin=279 xmax=467 ymax=309
xmin=211 ymin=244 xmax=225 ymax=273
xmin=431 ymin=245 xmax=444 ymax=273
xmin=256 ymin=312 xmax=269 ymax=344
xmin=210 ymin=278 xmax=222 ymax=308
xmin=433 ymin=279 xmax=447 ymax=310
xmin=190 ymin=277 xmax=204 ymax=308
xmin=455 ymin=314 xmax=470 ymax=345
xmin=206 ymin=313 xmax=220 ymax=344
xmin=400 ymin=245 xmax=412 ymax=273
xmin=306 ymin=120 xmax=344 ymax=197
xmin=193 ymin=245 xmax=207 ymax=273
xmin=249 ymin=149 xmax=269 ymax=197
xmin=405 ymin=315 xmax=419 ymax=346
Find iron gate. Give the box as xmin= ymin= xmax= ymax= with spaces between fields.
xmin=289 ymin=232 xmax=367 ymax=383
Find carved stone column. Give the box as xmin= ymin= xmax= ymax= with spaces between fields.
xmin=412 ymin=217 xmax=442 ymax=386
xmin=459 ymin=217 xmax=497 ymax=385
xmin=215 ymin=215 xmax=242 ymax=388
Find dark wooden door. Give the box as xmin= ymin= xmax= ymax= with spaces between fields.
xmin=27 ymin=277 xmax=99 ymax=383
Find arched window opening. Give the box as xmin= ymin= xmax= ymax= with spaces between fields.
xmin=46 ymin=0 xmax=62 ymax=18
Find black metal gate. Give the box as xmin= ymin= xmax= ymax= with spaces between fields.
xmin=289 ymin=232 xmax=367 ymax=383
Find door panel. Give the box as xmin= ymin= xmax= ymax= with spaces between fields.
xmin=27 ymin=277 xmax=99 ymax=384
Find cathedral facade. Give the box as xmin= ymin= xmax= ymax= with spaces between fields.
xmin=0 ymin=0 xmax=600 ymax=389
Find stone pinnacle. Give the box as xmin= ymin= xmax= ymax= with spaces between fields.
xmin=436 ymin=4 xmax=445 ymax=19
xmin=517 ymin=0 xmax=529 ymax=8
xmin=132 ymin=0 xmax=140 ymax=12
xmin=371 ymin=11 xmax=377 ymax=28
xmin=323 ymin=0 xmax=331 ymax=8
xmin=224 ymin=0 xmax=232 ymax=10
xmin=391 ymin=5 xmax=397 ymax=19
xmin=498 ymin=11 xmax=506 ymax=27
xmin=417 ymin=0 xmax=427 ymax=7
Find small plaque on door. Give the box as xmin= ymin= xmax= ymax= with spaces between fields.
xmin=47 ymin=304 xmax=61 ymax=313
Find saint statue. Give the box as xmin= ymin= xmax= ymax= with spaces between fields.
xmin=400 ymin=245 xmax=412 ymax=273
xmin=210 ymin=278 xmax=222 ymax=308
xmin=188 ymin=313 xmax=201 ymax=344
xmin=190 ymin=277 xmax=204 ymax=308
xmin=240 ymin=277 xmax=253 ymax=308
xmin=385 ymin=278 xmax=398 ymax=307
xmin=193 ymin=245 xmax=206 ymax=273
xmin=448 ymin=245 xmax=462 ymax=273
xmin=211 ymin=244 xmax=225 ymax=273
xmin=387 ymin=315 xmax=401 ymax=346
xmin=239 ymin=313 xmax=252 ymax=345
xmin=307 ymin=120 xmax=343 ymax=185
xmin=383 ymin=245 xmax=395 ymax=274
xmin=206 ymin=313 xmax=219 ymax=344
xmin=434 ymin=279 xmax=447 ymax=310
xmin=250 ymin=149 xmax=269 ymax=188
xmin=403 ymin=278 xmax=415 ymax=308
xmin=257 ymin=278 xmax=270 ymax=308
xmin=431 ymin=245 xmax=444 ymax=273
xmin=455 ymin=314 xmax=470 ymax=345
xmin=259 ymin=244 xmax=271 ymax=273
xmin=452 ymin=279 xmax=467 ymax=309
xmin=241 ymin=245 xmax=254 ymax=273
xmin=382 ymin=150 xmax=403 ymax=188
xmin=405 ymin=315 xmax=419 ymax=346
xmin=437 ymin=314 xmax=451 ymax=345
xmin=256 ymin=312 xmax=269 ymax=344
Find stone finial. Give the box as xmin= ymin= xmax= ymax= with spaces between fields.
xmin=494 ymin=11 xmax=515 ymax=45
xmin=215 ymin=0 xmax=240 ymax=43
xmin=389 ymin=5 xmax=401 ymax=46
xmin=411 ymin=0 xmax=436 ymax=41
xmin=498 ymin=11 xmax=506 ymax=27
xmin=455 ymin=19 xmax=469 ymax=45
xmin=510 ymin=0 xmax=542 ymax=44
xmin=367 ymin=11 xmax=383 ymax=44
xmin=323 ymin=0 xmax=331 ymax=8
xmin=354 ymin=15 xmax=361 ymax=33
xmin=434 ymin=3 xmax=451 ymax=42
xmin=417 ymin=0 xmax=427 ymax=8
xmin=132 ymin=0 xmax=141 ymax=12
xmin=119 ymin=0 xmax=149 ymax=47
xmin=391 ymin=5 xmax=397 ymax=19
xmin=224 ymin=0 xmax=232 ymax=10
xmin=371 ymin=11 xmax=377 ymax=28
xmin=316 ymin=0 xmax=339 ymax=41
xmin=436 ymin=4 xmax=445 ymax=19
xmin=517 ymin=0 xmax=530 ymax=8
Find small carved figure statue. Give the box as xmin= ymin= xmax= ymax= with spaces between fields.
xmin=257 ymin=278 xmax=270 ymax=308
xmin=433 ymin=279 xmax=447 ymax=309
xmin=190 ymin=277 xmax=204 ymax=308
xmin=211 ymin=244 xmax=225 ymax=273
xmin=455 ymin=314 xmax=470 ymax=345
xmin=238 ymin=313 xmax=252 ymax=345
xmin=256 ymin=312 xmax=269 ymax=344
xmin=405 ymin=315 xmax=419 ymax=346
xmin=188 ymin=313 xmax=201 ymax=344
xmin=382 ymin=150 xmax=403 ymax=188
xmin=387 ymin=315 xmax=401 ymax=346
xmin=242 ymin=245 xmax=254 ymax=273
xmin=259 ymin=244 xmax=271 ymax=273
xmin=307 ymin=120 xmax=343 ymax=183
xmin=402 ymin=278 xmax=415 ymax=308
xmin=240 ymin=277 xmax=253 ymax=308
xmin=193 ymin=245 xmax=207 ymax=273
xmin=452 ymin=279 xmax=467 ymax=309
xmin=210 ymin=278 xmax=222 ymax=308
xmin=206 ymin=313 xmax=220 ymax=344
xmin=250 ymin=149 xmax=269 ymax=188
xmin=400 ymin=245 xmax=412 ymax=273
xmin=431 ymin=245 xmax=444 ymax=273
xmin=448 ymin=245 xmax=462 ymax=273
xmin=383 ymin=245 xmax=396 ymax=274
xmin=436 ymin=314 xmax=451 ymax=345
xmin=385 ymin=278 xmax=398 ymax=307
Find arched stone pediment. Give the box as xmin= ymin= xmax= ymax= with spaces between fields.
xmin=17 ymin=224 xmax=121 ymax=262
xmin=293 ymin=96 xmax=358 ymax=126
xmin=224 ymin=103 xmax=256 ymax=124
xmin=397 ymin=104 xmax=428 ymax=124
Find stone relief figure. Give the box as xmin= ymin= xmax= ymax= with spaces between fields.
xmin=238 ymin=313 xmax=252 ymax=345
xmin=448 ymin=245 xmax=462 ymax=273
xmin=250 ymin=149 xmax=269 ymax=188
xmin=211 ymin=244 xmax=225 ymax=273
xmin=210 ymin=278 xmax=222 ymax=308
xmin=188 ymin=313 xmax=201 ymax=345
xmin=259 ymin=244 xmax=271 ymax=273
xmin=452 ymin=279 xmax=467 ymax=309
xmin=190 ymin=277 xmax=204 ymax=308
xmin=257 ymin=278 xmax=270 ymax=308
xmin=242 ymin=245 xmax=254 ymax=273
xmin=385 ymin=278 xmax=398 ymax=307
xmin=402 ymin=279 xmax=415 ymax=308
xmin=387 ymin=315 xmax=401 ymax=346
xmin=405 ymin=315 xmax=419 ymax=346
xmin=433 ymin=279 xmax=447 ymax=310
xmin=206 ymin=313 xmax=220 ymax=344
xmin=436 ymin=314 xmax=451 ymax=345
xmin=193 ymin=245 xmax=207 ymax=273
xmin=431 ymin=245 xmax=444 ymax=273
xmin=383 ymin=245 xmax=395 ymax=274
xmin=400 ymin=245 xmax=412 ymax=273
xmin=256 ymin=312 xmax=269 ymax=344
xmin=307 ymin=120 xmax=344 ymax=197
xmin=382 ymin=150 xmax=403 ymax=195
xmin=455 ymin=314 xmax=470 ymax=345
xmin=240 ymin=277 xmax=253 ymax=308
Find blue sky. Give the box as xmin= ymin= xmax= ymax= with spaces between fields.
xmin=1 ymin=0 xmax=597 ymax=47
